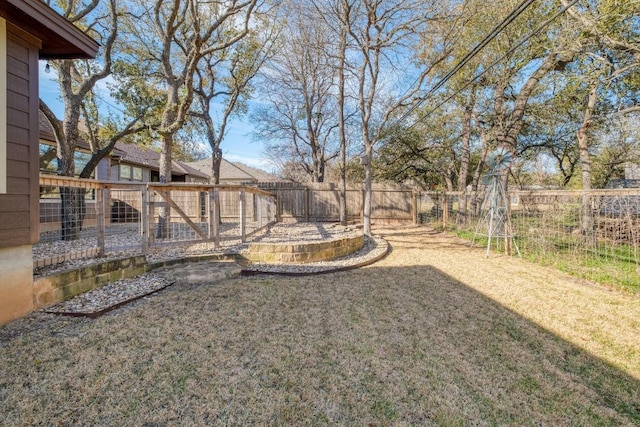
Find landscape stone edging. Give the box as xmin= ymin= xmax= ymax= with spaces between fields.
xmin=33 ymin=252 xmax=243 ymax=310
xmin=245 ymin=234 xmax=365 ymax=263
xmin=33 ymin=255 xmax=148 ymax=309
xmin=32 ymin=234 xmax=379 ymax=310
xmin=241 ymin=236 xmax=390 ymax=276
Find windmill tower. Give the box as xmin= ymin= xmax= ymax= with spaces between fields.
xmin=473 ymin=148 xmax=520 ymax=257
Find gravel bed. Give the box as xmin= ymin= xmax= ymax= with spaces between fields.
xmin=43 ymin=273 xmax=172 ymax=316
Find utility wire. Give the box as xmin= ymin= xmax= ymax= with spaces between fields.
xmin=403 ymin=0 xmax=580 ymax=131
xmin=390 ymin=0 xmax=538 ymax=128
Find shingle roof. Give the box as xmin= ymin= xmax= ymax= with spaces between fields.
xmin=114 ymin=142 xmax=209 ymax=179
xmin=231 ymin=162 xmax=280 ymax=182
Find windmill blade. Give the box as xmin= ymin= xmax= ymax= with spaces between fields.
xmin=486 ymin=147 xmax=512 ymax=173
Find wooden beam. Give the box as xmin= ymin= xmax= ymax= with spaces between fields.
xmin=156 ymin=190 xmax=209 ymax=240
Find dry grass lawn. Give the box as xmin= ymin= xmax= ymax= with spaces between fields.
xmin=1 ymin=225 xmax=639 ymax=425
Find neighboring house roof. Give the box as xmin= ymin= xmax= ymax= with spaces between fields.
xmin=38 ymin=113 xmax=207 ymax=179
xmin=232 ymin=162 xmax=281 ymax=182
xmin=0 ymin=0 xmax=99 ymax=59
xmin=114 ymin=142 xmax=209 ymax=179
xmin=187 ymin=157 xmax=280 ymax=183
xmin=38 ymin=111 xmax=127 ymax=157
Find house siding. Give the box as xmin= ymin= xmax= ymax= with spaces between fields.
xmin=0 ymin=24 xmax=39 ymax=248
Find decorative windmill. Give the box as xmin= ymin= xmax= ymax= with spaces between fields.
xmin=473 ymin=147 xmax=520 ymax=257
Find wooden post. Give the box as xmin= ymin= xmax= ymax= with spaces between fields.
xmin=276 ymin=190 xmax=282 ymax=222
xmin=96 ymin=188 xmax=105 ymax=256
xmin=442 ymin=193 xmax=449 ymax=230
xmin=412 ymin=190 xmax=418 ymax=225
xmin=240 ymin=189 xmax=246 ymax=243
xmin=256 ymin=194 xmax=262 ymax=228
xmin=141 ymin=186 xmax=149 ymax=255
xmin=210 ymin=189 xmax=220 ymax=248
xmin=148 ymin=192 xmax=155 ymax=247
xmin=305 ymin=187 xmax=310 ymax=222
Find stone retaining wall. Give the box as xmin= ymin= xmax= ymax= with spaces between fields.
xmin=246 ymin=234 xmax=365 ymax=263
xmin=33 ymin=255 xmax=149 ymax=309
xmin=32 ymin=253 xmax=243 ymax=309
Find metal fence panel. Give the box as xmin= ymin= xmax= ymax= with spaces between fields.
xmin=35 ymin=177 xmax=278 ymax=268
xmin=420 ymin=189 xmax=640 ymax=289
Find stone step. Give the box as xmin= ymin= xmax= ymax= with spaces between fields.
xmin=153 ymin=260 xmax=242 ymax=285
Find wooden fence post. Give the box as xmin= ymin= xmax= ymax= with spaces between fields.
xmin=442 ymin=193 xmax=449 ymax=230
xmin=256 ymin=194 xmax=262 ymax=228
xmin=210 ymin=189 xmax=220 ymax=249
xmin=240 ymin=189 xmax=246 ymax=243
xmin=141 ymin=186 xmax=149 ymax=255
xmin=96 ymin=187 xmax=105 ymax=256
xmin=148 ymin=191 xmax=155 ymax=247
xmin=412 ymin=190 xmax=418 ymax=224
xmin=276 ymin=190 xmax=282 ymax=222
xmin=305 ymin=187 xmax=310 ymax=222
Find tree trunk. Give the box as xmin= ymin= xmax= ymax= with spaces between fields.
xmin=337 ymin=2 xmax=348 ymax=226
xmin=212 ymin=155 xmax=222 ymax=225
xmin=471 ymin=129 xmax=490 ymax=216
xmin=578 ymin=83 xmax=598 ymax=236
xmin=363 ymin=144 xmax=373 ymax=236
xmin=457 ymin=96 xmax=474 ymax=220
xmin=60 ymin=187 xmax=86 ymax=241
xmin=156 ymin=132 xmax=173 ymax=239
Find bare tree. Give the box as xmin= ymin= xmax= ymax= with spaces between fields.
xmin=121 ymin=0 xmax=259 ymax=237
xmin=40 ymin=0 xmax=138 ymax=241
xmin=348 ymin=0 xmax=450 ymax=235
xmin=191 ymin=20 xmax=277 ymax=184
xmin=253 ymin=1 xmax=341 ymax=183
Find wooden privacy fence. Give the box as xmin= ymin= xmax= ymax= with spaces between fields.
xmin=37 ymin=176 xmax=277 ymax=266
xmin=258 ymin=182 xmax=418 ymax=224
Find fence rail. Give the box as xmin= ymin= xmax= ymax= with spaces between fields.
xmin=419 ymin=189 xmax=640 ymax=291
xmin=38 ymin=177 xmax=640 ymax=290
xmin=36 ymin=176 xmax=277 ymax=268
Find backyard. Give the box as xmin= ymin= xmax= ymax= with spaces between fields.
xmin=1 ymin=225 xmax=639 ymax=425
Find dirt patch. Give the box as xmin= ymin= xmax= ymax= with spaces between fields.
xmin=1 ymin=225 xmax=638 ymax=425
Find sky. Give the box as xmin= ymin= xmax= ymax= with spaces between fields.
xmin=37 ymin=61 xmax=273 ymax=171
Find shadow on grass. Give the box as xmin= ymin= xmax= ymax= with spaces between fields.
xmin=0 ymin=262 xmax=638 ymax=425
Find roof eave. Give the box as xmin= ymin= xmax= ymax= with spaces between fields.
xmin=0 ymin=0 xmax=99 ymax=59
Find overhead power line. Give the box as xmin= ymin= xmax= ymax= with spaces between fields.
xmin=404 ymin=0 xmax=580 ymax=131
xmin=390 ymin=0 xmax=538 ymax=129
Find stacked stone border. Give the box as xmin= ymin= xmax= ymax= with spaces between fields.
xmin=34 ymin=235 xmax=389 ymax=316
xmin=34 ymin=253 xmax=242 ymax=311
xmin=246 ymin=234 xmax=365 ymax=264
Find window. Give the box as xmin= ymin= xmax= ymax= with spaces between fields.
xmin=120 ymin=165 xmax=131 ymax=180
xmin=39 ymin=143 xmax=94 ymax=177
xmin=74 ymin=151 xmax=92 ymax=177
xmin=133 ymin=166 xmax=143 ymax=181
xmin=120 ymin=165 xmax=143 ymax=181
xmin=39 ymin=143 xmax=57 ymax=173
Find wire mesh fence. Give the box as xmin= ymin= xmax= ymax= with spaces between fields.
xmin=418 ymin=189 xmax=640 ymax=291
xmin=35 ymin=177 xmax=277 ymax=268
